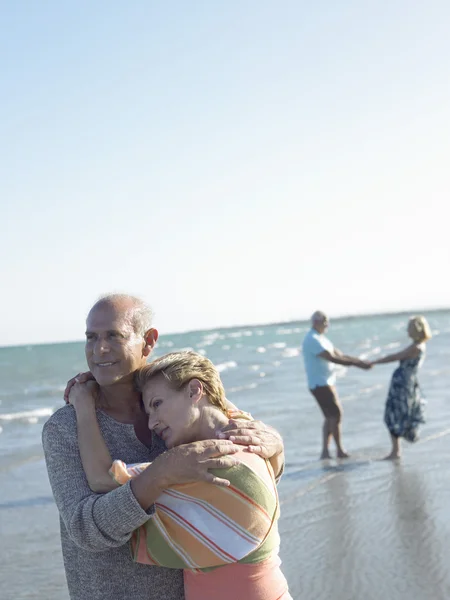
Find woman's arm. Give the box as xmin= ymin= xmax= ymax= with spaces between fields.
xmin=68 ymin=381 xmax=120 ymax=493
xmin=371 ymin=343 xmax=420 ymax=365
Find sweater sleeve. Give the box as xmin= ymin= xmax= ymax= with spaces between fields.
xmin=42 ymin=416 xmax=152 ymax=552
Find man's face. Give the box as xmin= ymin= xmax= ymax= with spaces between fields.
xmin=85 ymin=304 xmax=148 ymax=387
xmin=315 ymin=317 xmax=329 ymax=334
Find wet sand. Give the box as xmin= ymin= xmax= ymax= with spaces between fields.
xmin=279 ymin=432 xmax=450 ymax=599
xmin=1 ymin=431 xmax=450 ymax=599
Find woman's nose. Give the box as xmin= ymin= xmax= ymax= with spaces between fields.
xmin=147 ymin=414 xmax=159 ymax=430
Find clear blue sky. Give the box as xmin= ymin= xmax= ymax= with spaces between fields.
xmin=1 ymin=1 xmax=449 ymax=346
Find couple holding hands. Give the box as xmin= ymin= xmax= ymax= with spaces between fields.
xmin=302 ymin=311 xmax=432 ymax=460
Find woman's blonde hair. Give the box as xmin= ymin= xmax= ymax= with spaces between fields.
xmin=408 ymin=315 xmax=432 ymax=343
xmin=135 ymin=351 xmax=228 ymax=413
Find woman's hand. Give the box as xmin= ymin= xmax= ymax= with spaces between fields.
xmin=68 ymin=380 xmax=98 ymax=411
xmin=64 ymin=371 xmax=95 ymax=404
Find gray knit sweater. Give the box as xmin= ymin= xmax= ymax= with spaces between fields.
xmin=42 ymin=405 xmax=184 ymax=600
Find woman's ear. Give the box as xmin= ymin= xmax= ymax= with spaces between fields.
xmin=188 ymin=379 xmax=204 ymax=403
xmin=143 ymin=328 xmax=159 ymax=357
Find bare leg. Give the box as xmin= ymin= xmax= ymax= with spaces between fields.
xmin=383 ymin=434 xmax=401 ymax=460
xmin=329 ymin=416 xmax=350 ymax=459
xmin=312 ymin=386 xmax=350 ymax=459
xmin=320 ymin=420 xmax=332 ymax=459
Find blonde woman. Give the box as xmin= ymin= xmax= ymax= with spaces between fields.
xmin=68 ymin=351 xmax=291 ymax=600
xmin=370 ymin=316 xmax=432 ymax=459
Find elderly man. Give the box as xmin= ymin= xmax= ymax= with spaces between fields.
xmin=302 ymin=311 xmax=371 ymax=459
xmin=43 ymin=294 xmax=284 ymax=600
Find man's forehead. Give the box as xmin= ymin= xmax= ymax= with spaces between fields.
xmin=86 ymin=305 xmax=132 ymax=331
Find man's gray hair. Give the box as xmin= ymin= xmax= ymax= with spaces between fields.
xmin=93 ymin=293 xmax=153 ymax=337
xmin=311 ymin=310 xmax=328 ymax=324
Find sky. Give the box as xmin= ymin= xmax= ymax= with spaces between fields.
xmin=1 ymin=1 xmax=449 ymax=347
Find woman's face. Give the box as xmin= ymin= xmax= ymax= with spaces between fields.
xmin=407 ymin=320 xmax=416 ymax=340
xmin=142 ymin=376 xmax=199 ymax=448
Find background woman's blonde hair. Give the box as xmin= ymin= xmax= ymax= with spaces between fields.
xmin=409 ymin=315 xmax=432 ymax=343
xmin=135 ymin=351 xmax=228 ymax=413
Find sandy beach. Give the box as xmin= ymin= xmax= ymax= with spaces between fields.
xmin=1 ymin=431 xmax=450 ymax=599
xmin=279 ymin=434 xmax=450 ymax=599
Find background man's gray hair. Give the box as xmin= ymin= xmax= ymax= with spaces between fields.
xmin=311 ymin=310 xmax=328 ymax=324
xmin=93 ymin=293 xmax=153 ymax=337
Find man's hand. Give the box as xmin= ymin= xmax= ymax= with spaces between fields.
xmin=152 ymin=439 xmax=242 ymax=488
xmin=217 ymin=419 xmax=283 ymax=459
xmin=64 ymin=371 xmax=95 ymax=404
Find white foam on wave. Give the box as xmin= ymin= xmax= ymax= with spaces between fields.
xmin=276 ymin=327 xmax=303 ymax=335
xmin=385 ymin=342 xmax=401 ymax=349
xmin=198 ymin=332 xmax=223 ymax=347
xmin=256 ymin=347 xmax=266 ymax=353
xmin=335 ymin=365 xmax=348 ymax=378
xmin=250 ymin=365 xmax=260 ymax=371
xmin=282 ymin=347 xmax=300 ymax=358
xmin=359 ymin=384 xmax=384 ymax=394
xmin=23 ymin=383 xmax=66 ymax=396
xmin=221 ymin=344 xmax=231 ymax=350
xmin=359 ymin=346 xmax=381 ymax=359
xmin=216 ymin=361 xmax=238 ymax=373
xmin=227 ymin=382 xmax=258 ymax=394
xmin=0 ymin=407 xmax=53 ymax=423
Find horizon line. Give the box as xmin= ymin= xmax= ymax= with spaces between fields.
xmin=0 ymin=305 xmax=448 ymax=351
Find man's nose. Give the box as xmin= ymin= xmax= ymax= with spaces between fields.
xmin=94 ymin=338 xmax=111 ymax=355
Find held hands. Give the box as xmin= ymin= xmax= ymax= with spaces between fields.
xmin=354 ymin=359 xmax=373 ymax=370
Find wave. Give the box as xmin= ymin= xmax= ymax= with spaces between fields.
xmin=0 ymin=407 xmax=54 ymax=423
xmin=216 ymin=361 xmax=237 ymax=373
xmin=282 ymin=348 xmax=300 ymax=358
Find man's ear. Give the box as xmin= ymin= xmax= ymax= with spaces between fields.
xmin=143 ymin=328 xmax=158 ymax=357
xmin=188 ymin=379 xmax=204 ymax=403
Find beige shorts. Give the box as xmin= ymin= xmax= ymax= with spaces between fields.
xmin=310 ymin=385 xmax=342 ymax=419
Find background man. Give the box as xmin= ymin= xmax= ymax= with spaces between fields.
xmin=302 ymin=310 xmax=371 ymax=459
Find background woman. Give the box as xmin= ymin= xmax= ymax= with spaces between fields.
xmin=370 ymin=315 xmax=432 ymax=459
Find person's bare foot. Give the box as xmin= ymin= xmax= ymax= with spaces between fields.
xmin=320 ymin=451 xmax=332 ymax=460
xmin=336 ymin=450 xmax=350 ymax=459
xmin=383 ymin=453 xmax=401 ymax=461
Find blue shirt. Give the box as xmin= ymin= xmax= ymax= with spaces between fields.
xmin=302 ymin=328 xmax=336 ymax=389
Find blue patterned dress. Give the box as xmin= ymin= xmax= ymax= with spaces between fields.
xmin=384 ymin=347 xmax=426 ymax=442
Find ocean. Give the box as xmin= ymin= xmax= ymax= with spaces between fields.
xmin=1 ymin=310 xmax=449 ymax=599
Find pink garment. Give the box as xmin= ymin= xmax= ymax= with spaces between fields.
xmin=184 ymin=554 xmax=292 ymax=600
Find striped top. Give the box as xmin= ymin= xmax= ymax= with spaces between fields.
xmin=110 ymin=449 xmax=280 ymax=571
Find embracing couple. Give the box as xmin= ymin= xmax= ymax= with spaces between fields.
xmin=43 ymin=294 xmax=291 ymax=600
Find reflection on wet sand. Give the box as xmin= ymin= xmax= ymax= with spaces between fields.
xmin=279 ymin=450 xmax=450 ymax=600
